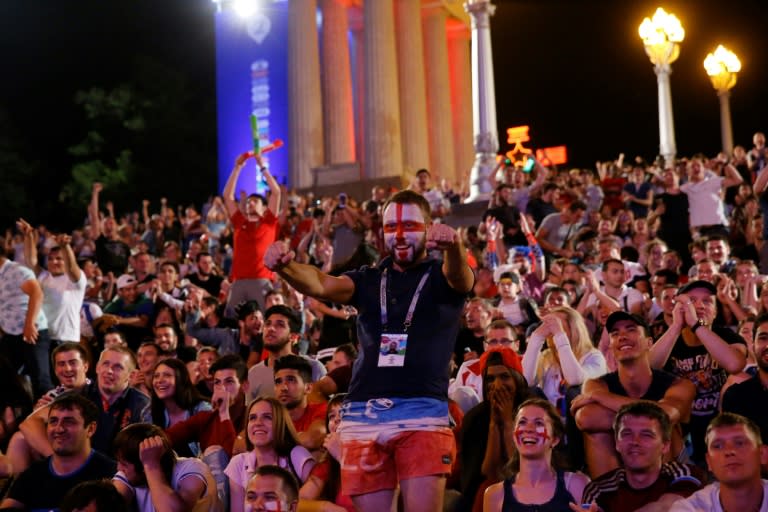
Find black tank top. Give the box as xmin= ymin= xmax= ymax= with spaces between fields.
xmin=601 ymin=368 xmax=676 ymax=400
xmin=502 ymin=470 xmax=576 ymax=512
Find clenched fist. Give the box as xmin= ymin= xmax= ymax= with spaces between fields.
xmin=264 ymin=241 xmax=296 ymax=271
xmin=426 ymin=223 xmax=458 ymax=251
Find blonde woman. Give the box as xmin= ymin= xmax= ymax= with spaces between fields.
xmin=522 ymin=306 xmax=607 ymax=418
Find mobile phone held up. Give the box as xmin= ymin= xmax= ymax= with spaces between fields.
xmin=523 ymin=156 xmax=535 ymax=173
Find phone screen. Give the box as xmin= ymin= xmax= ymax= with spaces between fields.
xmin=523 ymin=157 xmax=535 ymax=173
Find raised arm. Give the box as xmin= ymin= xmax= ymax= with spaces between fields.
xmin=257 ymin=153 xmax=281 ymax=216
xmin=89 ymin=182 xmax=103 ymax=238
xmin=140 ymin=436 xmax=205 ymax=512
xmin=427 ymin=224 xmax=474 ymax=294
xmin=56 ymin=234 xmax=82 ymax=283
xmin=16 ymin=219 xmax=38 ymax=272
xmin=723 ymin=162 xmax=744 ymax=189
xmin=265 ymin=241 xmax=355 ymax=303
xmin=223 ymin=152 xmax=250 ymax=217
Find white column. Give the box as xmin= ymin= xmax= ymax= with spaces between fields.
xmin=465 ymin=0 xmax=498 ymax=202
xmin=718 ymin=91 xmax=734 ymax=154
xmin=655 ymin=64 xmax=677 ymax=166
xmin=422 ymin=7 xmax=456 ymax=184
xmin=394 ymin=0 xmax=429 ymax=174
xmin=320 ymin=0 xmax=355 ymax=164
xmin=288 ymin=0 xmax=324 ymax=188
xmin=363 ymin=0 xmax=403 ymax=179
xmin=448 ymin=24 xmax=474 ymax=189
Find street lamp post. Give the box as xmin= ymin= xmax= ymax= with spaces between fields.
xmin=704 ymin=45 xmax=741 ymax=155
xmin=465 ymin=0 xmax=499 ymax=203
xmin=639 ymin=8 xmax=684 ymax=167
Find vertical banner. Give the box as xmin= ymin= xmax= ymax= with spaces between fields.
xmin=215 ymin=1 xmax=289 ymax=195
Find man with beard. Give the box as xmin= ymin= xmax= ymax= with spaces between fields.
xmin=187 ymin=252 xmax=224 ymax=298
xmin=246 ymin=305 xmax=325 ymax=402
xmin=273 ymin=355 xmax=327 ymax=450
xmin=88 ymin=182 xmax=130 ymax=275
xmin=1 ymin=394 xmax=116 ymax=510
xmin=582 ymin=402 xmax=703 ymax=511
xmin=154 ymin=323 xmax=195 ymax=363
xmin=264 ymin=190 xmax=473 ymax=511
xmin=186 ymin=299 xmax=262 ymax=360
xmin=722 ymin=313 xmax=768 ymax=445
xmin=649 ymin=280 xmax=746 ymax=465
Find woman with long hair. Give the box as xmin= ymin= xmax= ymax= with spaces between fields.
xmin=483 ymin=398 xmax=590 ymax=511
xmin=224 ymin=397 xmax=315 ymax=512
xmin=149 ymin=358 xmax=211 ymax=456
xmin=522 ymin=306 xmax=607 ymax=419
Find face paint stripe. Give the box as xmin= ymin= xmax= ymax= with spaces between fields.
xmin=396 ymin=203 xmax=404 ymax=238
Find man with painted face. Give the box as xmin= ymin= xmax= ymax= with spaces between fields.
xmin=264 ymin=189 xmax=474 ymax=511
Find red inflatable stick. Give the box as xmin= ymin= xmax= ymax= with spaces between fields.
xmin=235 ymin=140 xmax=284 ymax=167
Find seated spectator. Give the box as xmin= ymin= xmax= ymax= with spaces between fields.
xmin=273 ymin=355 xmax=328 ymax=451
xmin=243 ymin=465 xmax=299 ymax=512
xmin=187 ymin=252 xmax=224 ymax=298
xmin=649 ymin=280 xmax=747 ymax=464
xmin=113 ymin=423 xmax=219 ymax=512
xmin=574 ymin=311 xmax=694 ymax=478
xmin=0 ymin=355 xmax=34 ymax=478
xmin=186 ymin=298 xmax=262 ymax=359
xmin=149 ymin=358 xmax=212 ymax=457
xmin=19 ymin=346 xmax=150 ymax=464
xmin=458 ymin=348 xmax=530 ymax=512
xmin=454 ymin=298 xmax=493 ymax=365
xmin=722 ymin=313 xmax=768 ymax=445
xmin=224 ymin=397 xmax=315 ymax=512
xmin=131 ymin=341 xmax=165 ymax=397
xmin=494 ymin=271 xmax=539 ymax=337
xmin=308 ymin=343 xmax=357 ymax=403
xmin=247 ymin=305 xmax=325 ymax=402
xmin=482 ymin=398 xmax=590 ymax=511
xmin=60 ymin=480 xmax=129 ymax=512
xmin=522 ymin=307 xmax=607 ymax=421
xmin=449 ymin=319 xmax=519 ymax=411
xmin=154 ymin=322 xmax=196 ymax=363
xmin=101 ymin=274 xmax=153 ymax=350
xmin=582 ymin=402 xmax=704 ymax=511
xmin=195 ymin=346 xmax=219 ymax=399
xmin=299 ymin=393 xmax=355 ymax=511
xmin=1 ymin=394 xmax=116 ymax=510
xmin=669 ymin=413 xmax=768 ymax=511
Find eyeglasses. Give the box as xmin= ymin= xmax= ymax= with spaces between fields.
xmin=485 ymin=338 xmax=516 ymax=346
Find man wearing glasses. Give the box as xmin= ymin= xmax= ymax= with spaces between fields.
xmin=449 ymin=319 xmax=519 ymax=411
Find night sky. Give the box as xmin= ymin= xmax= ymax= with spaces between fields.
xmin=1 ymin=0 xmax=766 ymax=223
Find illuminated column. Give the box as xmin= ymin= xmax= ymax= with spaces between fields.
xmin=465 ymin=0 xmax=498 ymax=202
xmin=704 ymin=45 xmax=741 ymax=155
xmin=363 ymin=0 xmax=403 ymax=179
xmin=448 ymin=23 xmax=474 ymax=188
xmin=288 ymin=0 xmax=324 ymax=188
xmin=423 ymin=7 xmax=456 ymax=184
xmin=639 ymin=8 xmax=684 ymax=167
xmin=394 ymin=0 xmax=429 ymax=173
xmin=320 ymin=0 xmax=355 ymax=164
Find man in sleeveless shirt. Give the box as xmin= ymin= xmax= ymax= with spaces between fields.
xmin=573 ymin=311 xmax=695 ymax=478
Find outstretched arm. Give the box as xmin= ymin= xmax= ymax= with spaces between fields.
xmin=265 ymin=241 xmax=355 ymax=303
xmin=89 ymin=182 xmax=103 ymax=238
xmin=224 ymin=153 xmax=250 ymax=217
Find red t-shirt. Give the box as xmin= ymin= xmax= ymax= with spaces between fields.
xmin=230 ymin=209 xmax=278 ymax=280
xmin=292 ymin=401 xmax=328 ymax=434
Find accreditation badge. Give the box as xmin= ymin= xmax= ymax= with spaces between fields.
xmin=377 ymin=333 xmax=407 ymax=367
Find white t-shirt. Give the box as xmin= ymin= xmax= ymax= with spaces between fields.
xmin=669 ymin=480 xmax=768 ymax=511
xmin=39 ymin=270 xmax=87 ymax=341
xmin=680 ymin=172 xmax=728 ymax=228
xmin=224 ymin=446 xmax=315 ymax=489
xmin=586 ymin=285 xmax=644 ymax=313
xmin=114 ymin=457 xmax=219 ymax=512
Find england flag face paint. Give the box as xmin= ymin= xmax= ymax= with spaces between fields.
xmin=382 ymin=203 xmax=427 ymax=267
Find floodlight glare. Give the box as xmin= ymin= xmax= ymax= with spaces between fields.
xmin=233 ymin=0 xmax=259 ymax=19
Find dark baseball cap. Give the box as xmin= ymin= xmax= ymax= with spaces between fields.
xmin=605 ymin=311 xmax=649 ymax=333
xmin=677 ymin=279 xmax=717 ymax=296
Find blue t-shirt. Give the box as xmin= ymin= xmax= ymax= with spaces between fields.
xmin=344 ymin=257 xmax=468 ymax=401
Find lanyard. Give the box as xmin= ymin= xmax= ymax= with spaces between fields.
xmin=380 ymin=267 xmax=431 ymax=332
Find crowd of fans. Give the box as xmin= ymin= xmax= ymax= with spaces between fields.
xmin=1 ymin=131 xmax=768 ymax=512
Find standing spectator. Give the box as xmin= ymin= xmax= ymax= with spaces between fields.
xmin=0 ymin=244 xmax=50 ymax=396
xmin=680 ymin=156 xmax=743 ymax=239
xmin=89 ymin=182 xmax=130 ymax=276
xmin=187 ymin=252 xmax=225 ymax=298
xmin=264 ymin=190 xmax=473 ymax=511
xmin=623 ymin=166 xmax=654 ymax=219
xmin=223 ymin=151 xmax=281 ymax=315
xmin=536 ymin=201 xmax=587 ymax=261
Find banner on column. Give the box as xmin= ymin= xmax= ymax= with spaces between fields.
xmin=215 ymin=1 xmax=289 ymax=194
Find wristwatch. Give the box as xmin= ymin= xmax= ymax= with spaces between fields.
xmin=690 ymin=319 xmax=708 ymax=334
